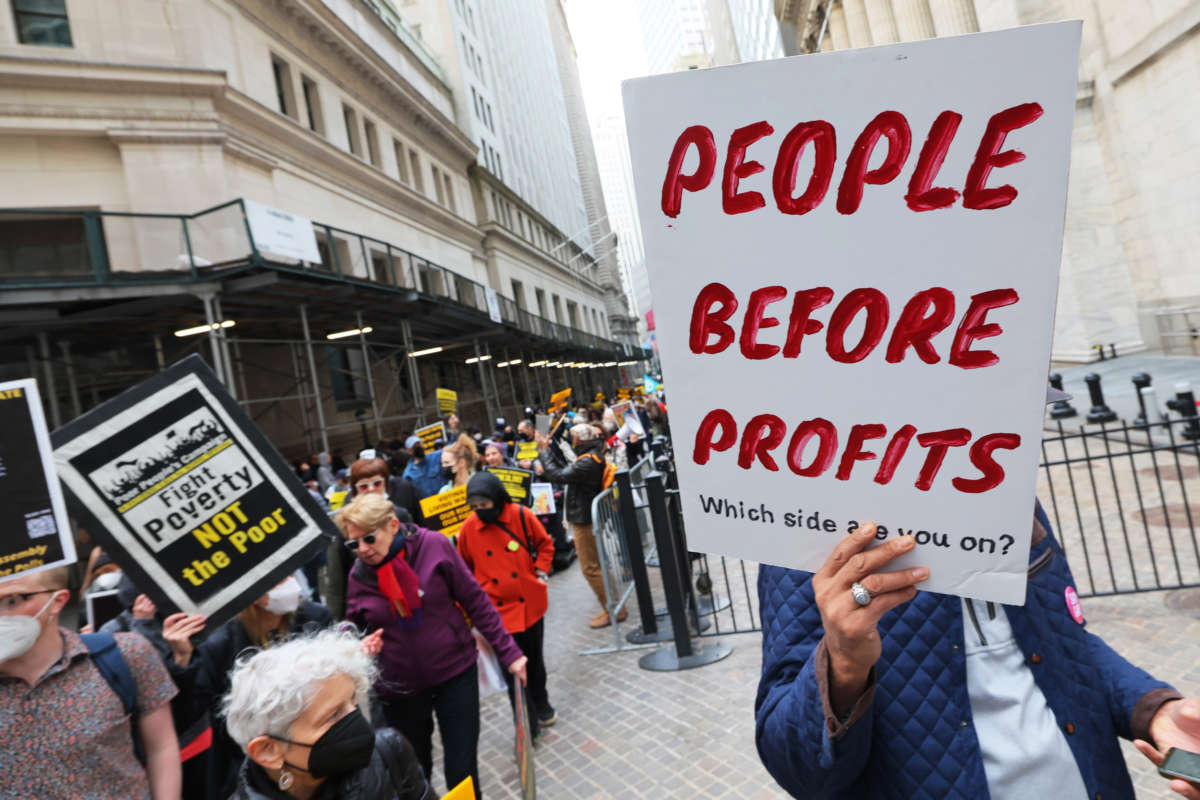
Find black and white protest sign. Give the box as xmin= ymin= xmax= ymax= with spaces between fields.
xmin=0 ymin=379 xmax=76 ymax=584
xmin=52 ymin=355 xmax=333 ymax=628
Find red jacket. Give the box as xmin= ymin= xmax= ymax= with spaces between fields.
xmin=457 ymin=503 xmax=554 ymax=633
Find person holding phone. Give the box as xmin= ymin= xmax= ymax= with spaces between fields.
xmin=756 ymin=503 xmax=1200 ymax=799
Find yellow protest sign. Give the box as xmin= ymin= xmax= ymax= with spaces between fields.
xmin=617 ymin=387 xmax=632 ymax=400
xmin=436 ymin=388 xmax=458 ymax=415
xmin=515 ymin=441 xmax=539 ymax=463
xmin=441 ymin=777 xmax=475 ymax=800
xmin=549 ymin=387 xmax=572 ymax=413
xmin=419 ymin=485 xmax=471 ymax=538
xmin=415 ymin=421 xmax=445 ymax=452
xmin=484 ymin=466 xmax=533 ymax=505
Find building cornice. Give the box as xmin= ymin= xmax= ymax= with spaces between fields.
xmin=266 ymin=0 xmax=478 ymax=164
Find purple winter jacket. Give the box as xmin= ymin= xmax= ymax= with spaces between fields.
xmin=346 ymin=525 xmax=524 ymax=697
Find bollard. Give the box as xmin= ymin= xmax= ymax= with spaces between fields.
xmin=613 ymin=468 xmax=658 ymax=640
xmin=1141 ymin=386 xmax=1164 ymax=425
xmin=1132 ymin=373 xmax=1152 ymax=427
xmin=1049 ymin=373 xmax=1078 ymax=419
xmin=1084 ymin=373 xmax=1118 ymax=423
xmin=1094 ymin=344 xmax=1106 ymax=361
xmin=1165 ymin=383 xmax=1200 ymax=441
xmin=638 ymin=471 xmax=731 ymax=671
xmin=1109 ymin=343 xmax=1118 ymax=360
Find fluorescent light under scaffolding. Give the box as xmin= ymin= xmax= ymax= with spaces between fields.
xmin=326 ymin=326 xmax=373 ymax=340
xmin=174 ymin=320 xmax=235 ymax=337
xmin=465 ymin=355 xmax=492 ymax=364
xmin=409 ymin=346 xmax=443 ymax=358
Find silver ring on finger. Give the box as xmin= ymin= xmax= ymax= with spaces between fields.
xmin=850 ymin=582 xmax=872 ymax=607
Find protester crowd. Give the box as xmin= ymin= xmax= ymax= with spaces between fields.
xmin=0 ymin=389 xmax=667 ymax=800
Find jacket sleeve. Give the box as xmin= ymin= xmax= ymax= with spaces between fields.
xmin=376 ymin=729 xmax=435 ymax=800
xmin=538 ymin=449 xmax=593 ymax=487
xmin=756 ymin=564 xmax=874 ymax=798
xmin=1085 ymin=628 xmax=1180 ymax=741
xmin=437 ymin=535 xmax=524 ymax=668
xmin=525 ymin=508 xmax=555 ymax=575
xmin=456 ymin=521 xmax=476 ymax=573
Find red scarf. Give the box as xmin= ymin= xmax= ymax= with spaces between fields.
xmin=375 ymin=545 xmax=422 ymax=619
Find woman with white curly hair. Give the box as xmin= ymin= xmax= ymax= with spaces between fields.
xmin=222 ymin=630 xmax=433 ymax=800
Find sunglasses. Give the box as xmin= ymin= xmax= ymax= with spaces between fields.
xmin=355 ymin=478 xmax=385 ymax=492
xmin=343 ymin=533 xmax=380 ymax=551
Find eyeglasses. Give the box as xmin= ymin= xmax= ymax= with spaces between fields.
xmin=354 ymin=478 xmax=385 ymax=493
xmin=0 ymin=590 xmax=54 ymax=615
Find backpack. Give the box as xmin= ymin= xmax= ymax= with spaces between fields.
xmin=80 ymin=631 xmax=145 ymax=764
xmin=585 ymin=453 xmax=617 ymax=490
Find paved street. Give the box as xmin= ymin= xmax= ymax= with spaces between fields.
xmin=434 ymin=550 xmax=1200 ymax=799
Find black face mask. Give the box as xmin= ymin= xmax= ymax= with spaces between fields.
xmin=278 ymin=707 xmax=375 ymax=779
xmin=475 ymin=505 xmax=502 ymax=525
xmin=441 ymin=465 xmax=456 ymax=481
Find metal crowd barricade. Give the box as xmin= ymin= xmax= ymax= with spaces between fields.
xmin=578 ymin=455 xmax=658 ymax=655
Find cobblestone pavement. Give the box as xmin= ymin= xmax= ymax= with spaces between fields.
xmin=427 ymin=555 xmax=1200 ymax=800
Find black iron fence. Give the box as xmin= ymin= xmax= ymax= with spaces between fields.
xmin=585 ymin=403 xmax=1200 ymax=670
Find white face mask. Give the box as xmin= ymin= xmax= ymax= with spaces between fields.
xmin=91 ymin=571 xmax=122 ymax=592
xmin=263 ymin=577 xmax=303 ymax=616
xmin=0 ymin=594 xmax=56 ymax=662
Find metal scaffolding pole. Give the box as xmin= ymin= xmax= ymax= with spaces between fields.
xmin=213 ymin=293 xmax=237 ymax=399
xmin=474 ymin=339 xmax=498 ymax=428
xmin=232 ymin=339 xmax=250 ymax=406
xmin=503 ymin=348 xmax=520 ymax=408
xmin=36 ymin=332 xmax=61 ymax=429
xmin=153 ymin=334 xmax=166 ymax=370
xmin=357 ymin=310 xmax=383 ymax=441
xmin=520 ymin=351 xmax=535 ymax=409
xmin=400 ymin=319 xmax=426 ymax=426
xmin=200 ymin=293 xmax=226 ymax=388
xmin=299 ymin=304 xmax=330 ymax=454
xmin=59 ymin=341 xmax=81 ymax=420
xmin=290 ymin=342 xmax=315 ymax=453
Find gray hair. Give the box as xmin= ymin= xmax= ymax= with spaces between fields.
xmin=221 ymin=629 xmax=376 ymax=751
xmin=570 ymin=423 xmax=596 ymax=442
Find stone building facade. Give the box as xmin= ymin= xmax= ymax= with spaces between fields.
xmin=0 ymin=0 xmax=642 ymax=456
xmin=777 ymin=0 xmax=1200 ymax=361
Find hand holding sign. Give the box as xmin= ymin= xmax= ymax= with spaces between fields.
xmin=813 ymin=522 xmax=929 ymax=715
xmin=162 ymin=611 xmax=207 ymax=668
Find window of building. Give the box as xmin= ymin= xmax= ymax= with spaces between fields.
xmin=467 ymin=6 xmax=475 ymax=33
xmin=12 ymin=0 xmax=71 ymax=47
xmin=364 ymin=119 xmax=381 ymax=167
xmin=534 ymin=288 xmax=547 ymax=318
xmin=510 ymin=280 xmax=526 ymax=311
xmin=485 ymin=103 xmax=494 ymax=132
xmin=327 ymin=346 xmax=368 ymax=407
xmin=494 ymin=151 xmax=503 ymax=181
xmin=471 ymin=86 xmax=480 ymax=119
xmin=271 ymin=55 xmax=297 ymax=120
xmin=301 ymin=75 xmax=324 ymax=134
xmin=442 ymin=173 xmax=455 ymax=212
xmin=551 ymin=295 xmax=563 ymax=324
xmin=408 ymin=150 xmax=424 ymax=192
xmin=566 ymin=301 xmax=579 ymax=329
xmin=393 ymin=139 xmax=410 ymax=184
xmin=0 ymin=213 xmax=92 ymax=278
xmin=432 ymin=165 xmax=446 ymax=205
xmin=342 ymin=104 xmax=362 ymax=157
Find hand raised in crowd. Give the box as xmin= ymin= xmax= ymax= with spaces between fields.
xmin=131 ymin=594 xmax=157 ymax=620
xmin=812 ymin=521 xmax=929 ymax=716
xmin=1135 ymin=698 xmax=1200 ymax=799
xmin=162 ymin=612 xmax=207 ymax=668
xmin=509 ymin=655 xmax=529 ymax=687
xmin=360 ymin=628 xmax=384 ymax=657
xmin=534 ymin=431 xmax=549 ymax=449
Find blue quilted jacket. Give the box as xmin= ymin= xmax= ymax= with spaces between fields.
xmin=756 ymin=502 xmax=1174 ymax=799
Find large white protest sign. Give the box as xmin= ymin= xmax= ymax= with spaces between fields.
xmin=623 ymin=23 xmax=1081 ymax=604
